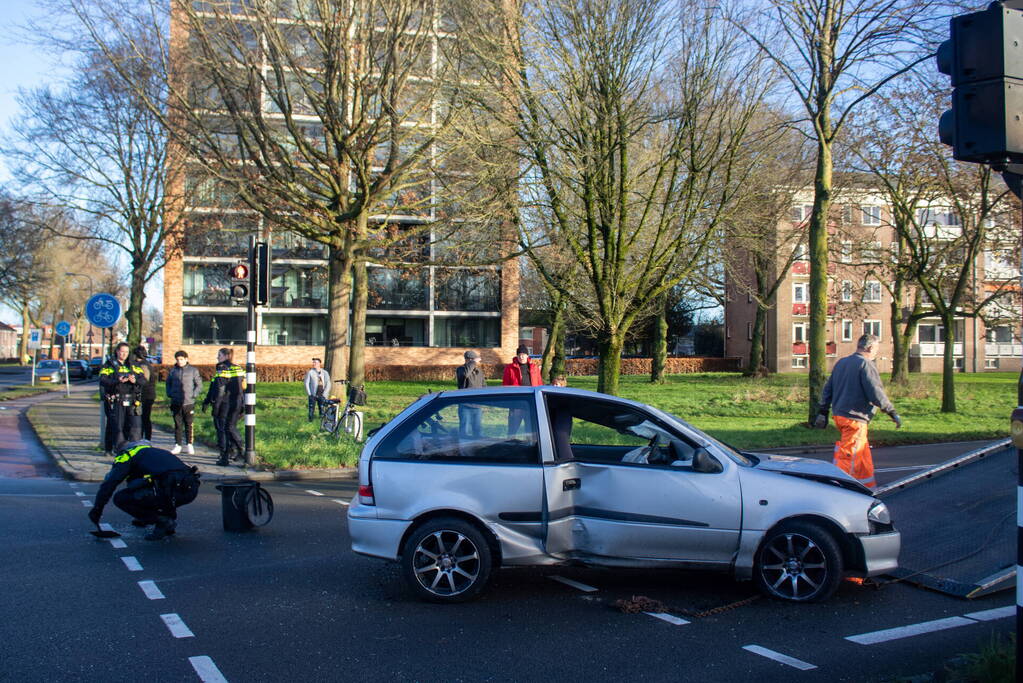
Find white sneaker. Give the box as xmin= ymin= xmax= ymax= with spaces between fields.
xmin=170 ymin=444 xmax=182 ymax=455
xmin=186 ymin=444 xmax=194 ymax=455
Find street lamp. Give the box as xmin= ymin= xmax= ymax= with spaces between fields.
xmin=66 ymin=272 xmax=95 ymax=359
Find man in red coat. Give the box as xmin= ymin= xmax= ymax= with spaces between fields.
xmin=503 ymin=345 xmax=542 ymax=435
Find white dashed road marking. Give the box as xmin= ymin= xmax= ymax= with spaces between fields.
xmin=845 ymin=616 xmax=975 ymax=645
xmin=644 ymin=612 xmax=689 ymax=626
xmin=138 ymin=580 xmax=166 ymax=600
xmin=99 ymin=523 xmax=114 ymax=532
xmin=305 ymin=489 xmax=324 ymax=496
xmin=550 ymin=576 xmax=598 ymax=593
xmin=74 ymin=491 xmax=85 ymax=497
xmin=742 ymin=645 xmax=817 ymax=671
xmin=109 ymin=538 xmax=127 ymax=549
xmin=332 ymin=499 xmax=350 ymax=506
xmin=963 ymin=605 xmax=1014 ymax=622
xmin=81 ymin=500 xmax=92 ymax=507
xmin=189 ymin=656 xmax=228 ymax=682
xmin=121 ymin=556 xmax=143 ymax=571
xmin=160 ymin=613 xmax=194 ymax=638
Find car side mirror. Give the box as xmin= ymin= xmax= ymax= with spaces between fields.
xmin=692 ymin=447 xmax=723 ymax=474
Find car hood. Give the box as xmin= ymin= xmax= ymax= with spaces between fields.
xmin=748 ymin=453 xmax=871 ymax=495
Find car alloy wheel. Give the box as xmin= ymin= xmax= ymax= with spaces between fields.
xmin=754 ymin=520 xmax=843 ymax=602
xmin=400 ymin=517 xmax=492 ymax=603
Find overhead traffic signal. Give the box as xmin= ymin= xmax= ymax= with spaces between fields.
xmin=229 ymin=263 xmax=249 ymax=301
xmin=250 ymin=241 xmax=270 ymax=306
xmin=937 ymin=2 xmax=1023 ymax=165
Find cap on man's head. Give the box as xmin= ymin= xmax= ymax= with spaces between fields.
xmin=464 ymin=350 xmax=480 ymax=360
xmin=174 ymin=350 xmax=188 ymax=359
xmin=516 ymin=345 xmax=529 ymax=355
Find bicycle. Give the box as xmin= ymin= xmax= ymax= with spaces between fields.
xmin=319 ymin=381 xmax=366 ymax=442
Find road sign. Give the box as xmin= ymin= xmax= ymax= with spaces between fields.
xmin=55 ymin=321 xmax=71 ymax=337
xmin=27 ymin=329 xmax=42 ymax=350
xmin=85 ymin=293 xmax=121 ymax=329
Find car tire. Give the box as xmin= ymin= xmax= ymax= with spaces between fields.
xmin=753 ymin=520 xmax=843 ymax=603
xmin=400 ymin=517 xmax=492 ymax=603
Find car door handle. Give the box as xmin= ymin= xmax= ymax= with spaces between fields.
xmin=562 ymin=478 xmax=580 ymax=491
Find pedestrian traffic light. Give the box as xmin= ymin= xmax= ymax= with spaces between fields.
xmin=937 ymin=2 xmax=1023 ymax=166
xmin=229 ymin=263 xmax=249 ymax=301
xmin=250 ymin=241 xmax=270 ymax=306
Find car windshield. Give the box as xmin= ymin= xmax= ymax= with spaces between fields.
xmin=38 ymin=361 xmax=61 ymax=369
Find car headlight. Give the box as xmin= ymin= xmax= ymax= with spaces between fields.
xmin=868 ymin=500 xmax=890 ymax=525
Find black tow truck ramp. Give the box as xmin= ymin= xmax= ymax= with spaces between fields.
xmin=875 ymin=439 xmax=1015 ymax=599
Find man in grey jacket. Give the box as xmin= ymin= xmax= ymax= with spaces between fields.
xmin=456 ymin=350 xmax=485 ymax=438
xmin=304 ymin=358 xmax=331 ymax=421
xmin=165 ymin=351 xmax=203 ymax=455
xmin=814 ymin=334 xmax=901 ymax=488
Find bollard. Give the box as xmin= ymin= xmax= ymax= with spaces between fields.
xmin=215 ymin=480 xmax=273 ymax=532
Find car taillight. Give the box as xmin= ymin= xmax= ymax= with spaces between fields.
xmin=358 ymin=484 xmax=375 ymax=506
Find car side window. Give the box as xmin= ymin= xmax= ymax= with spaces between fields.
xmin=375 ymin=396 xmax=540 ymax=465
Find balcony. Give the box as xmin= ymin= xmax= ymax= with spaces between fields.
xmin=826 ymin=342 xmax=836 ymax=356
xmin=792 ymin=342 xmax=807 ymax=355
xmin=911 ymin=342 xmax=964 ymax=357
xmin=791 ymin=261 xmax=809 ymax=275
xmin=792 ymin=303 xmax=807 ymax=316
xmin=368 ymin=268 xmax=429 ymax=310
xmin=986 ymin=342 xmax=1023 ymax=357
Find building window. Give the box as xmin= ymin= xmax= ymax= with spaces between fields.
xmin=270 ymin=232 xmax=327 ymax=260
xmin=863 ymin=280 xmax=882 ymax=303
xmin=839 ymin=241 xmax=852 ymax=264
xmin=183 ymin=214 xmax=256 ymax=258
xmin=985 ymin=358 xmax=999 ymax=369
xmin=433 ymin=316 xmax=500 ymax=348
xmin=841 ymin=280 xmax=853 ymax=302
xmin=434 ymin=268 xmax=501 ymax=312
xmin=747 ymin=322 xmax=753 ymax=340
xmin=366 ymin=316 xmax=427 ymax=347
xmin=863 ymin=320 xmax=881 ymax=339
xmin=861 ymin=205 xmax=881 ymax=225
xmin=269 ymin=264 xmax=328 ymax=309
xmin=368 ymin=267 xmax=428 ymax=310
xmin=261 ymin=314 xmax=327 ymax=346
xmin=986 ymin=325 xmax=1014 ymax=343
xmin=793 ymin=242 xmax=808 ymax=261
xmin=183 ymin=264 xmax=245 ymax=308
xmin=793 ymin=323 xmax=808 ymax=343
xmin=861 ymin=241 xmax=883 ymax=263
xmin=790 ymin=204 xmax=813 ymax=223
xmin=791 ymin=356 xmax=807 ymax=368
xmin=917 ymin=207 xmax=960 ymax=227
xmin=183 ymin=314 xmax=247 ymax=345
xmin=841 ymin=319 xmax=853 ymax=341
xmin=793 ymin=281 xmax=808 ymax=303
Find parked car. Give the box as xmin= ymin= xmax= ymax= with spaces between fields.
xmin=65 ymin=360 xmax=90 ymax=380
xmin=35 ymin=360 xmax=64 ymax=383
xmin=88 ymin=357 xmax=104 ymax=377
xmin=348 ymin=386 xmax=900 ymax=604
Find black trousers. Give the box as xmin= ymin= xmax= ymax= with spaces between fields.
xmin=213 ymin=406 xmax=243 ymax=456
xmin=112 ymin=475 xmax=197 ymax=522
xmin=104 ymin=400 xmax=141 ymax=452
xmin=308 ymin=394 xmax=325 ymax=420
xmin=171 ymin=403 xmax=195 ymax=445
xmin=140 ymin=398 xmax=155 ymax=441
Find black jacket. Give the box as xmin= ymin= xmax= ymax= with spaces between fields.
xmin=93 ymin=443 xmax=190 ymax=513
xmin=98 ymin=358 xmax=147 ymax=401
xmin=203 ymin=362 xmax=244 ymax=413
xmin=134 ymin=355 xmax=157 ymax=401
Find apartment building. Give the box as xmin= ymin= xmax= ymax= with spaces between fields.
xmin=162 ymin=3 xmax=519 ymax=367
xmin=725 ymin=193 xmax=1020 ymax=374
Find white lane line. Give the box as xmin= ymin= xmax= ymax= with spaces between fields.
xmin=550 ymin=575 xmax=598 ymax=593
xmin=845 ymin=616 xmax=975 ymax=645
xmin=963 ymin=605 xmax=1014 ymax=622
xmin=81 ymin=500 xmax=93 ymax=507
xmin=282 ymin=482 xmax=296 ymax=487
xmin=74 ymin=491 xmax=86 ymax=497
xmin=644 ymin=612 xmax=689 ymax=626
xmin=742 ymin=645 xmax=817 ymax=671
xmin=160 ymin=613 xmax=194 ymax=638
xmin=68 ymin=482 xmax=79 ymax=487
xmin=305 ymin=489 xmax=324 ymax=496
xmin=99 ymin=523 xmax=114 ymax=532
xmin=189 ymin=656 xmax=228 ymax=683
xmin=109 ymin=538 xmax=127 ymax=549
xmin=138 ymin=580 xmax=166 ymax=600
xmin=121 ymin=556 xmax=143 ymax=572
xmin=331 ymin=499 xmax=350 ymax=506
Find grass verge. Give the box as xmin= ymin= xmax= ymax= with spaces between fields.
xmin=148 ymin=372 xmax=1012 ymax=470
xmin=1 ymin=384 xmax=61 ymax=401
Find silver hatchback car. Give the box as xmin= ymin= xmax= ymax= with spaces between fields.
xmin=348 ymin=386 xmax=900 ymax=603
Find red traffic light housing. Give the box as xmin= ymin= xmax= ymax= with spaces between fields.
xmin=229 ymin=263 xmax=249 ymax=300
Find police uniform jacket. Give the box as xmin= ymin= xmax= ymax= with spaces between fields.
xmin=98 ymin=357 xmax=147 ymax=400
xmin=93 ymin=443 xmax=190 ymax=513
xmin=204 ymin=362 xmax=244 ymax=413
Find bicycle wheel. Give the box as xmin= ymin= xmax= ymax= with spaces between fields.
xmin=320 ymin=405 xmax=338 ymax=434
xmin=341 ymin=410 xmax=363 ymax=442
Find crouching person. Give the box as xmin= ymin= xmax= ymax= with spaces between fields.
xmin=88 ymin=440 xmax=201 ymax=541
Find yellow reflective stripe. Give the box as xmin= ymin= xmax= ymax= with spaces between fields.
xmin=99 ymin=368 xmax=114 ymax=375
xmin=215 ymin=366 xmax=245 ymax=379
xmin=130 ymin=366 xmax=144 ymax=373
xmin=115 ymin=444 xmax=149 ymax=463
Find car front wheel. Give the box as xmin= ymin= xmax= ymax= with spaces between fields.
xmin=754 ymin=520 xmax=843 ymax=602
xmin=400 ymin=517 xmax=492 ymax=603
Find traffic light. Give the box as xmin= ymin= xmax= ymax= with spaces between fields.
xmin=250 ymin=241 xmax=270 ymax=306
xmin=937 ymin=3 xmax=1023 ymax=165
xmin=229 ymin=263 xmax=249 ymax=301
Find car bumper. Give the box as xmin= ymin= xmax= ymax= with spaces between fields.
xmin=348 ymin=501 xmax=410 ymax=561
xmin=858 ymin=530 xmax=901 ymax=576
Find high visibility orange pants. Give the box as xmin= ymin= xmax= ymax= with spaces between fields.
xmin=832 ymin=416 xmax=877 ymax=489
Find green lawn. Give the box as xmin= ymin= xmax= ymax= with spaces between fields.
xmin=147 ymin=372 xmax=1014 ymax=470
xmin=1 ymin=383 xmax=61 ymax=401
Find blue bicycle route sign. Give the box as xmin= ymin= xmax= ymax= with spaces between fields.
xmin=55 ymin=321 xmax=71 ymax=337
xmin=85 ymin=293 xmax=122 ymax=329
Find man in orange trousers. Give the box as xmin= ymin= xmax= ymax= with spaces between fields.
xmin=813 ymin=334 xmax=901 ymax=489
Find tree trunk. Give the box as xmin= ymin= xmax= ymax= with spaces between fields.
xmin=807 ymin=136 xmax=833 ymax=423
xmin=889 ymin=295 xmax=908 ymax=385
xmin=596 ymin=332 xmax=624 ymax=395
xmin=550 ymin=320 xmax=566 ymax=382
xmin=745 ymin=304 xmax=768 ymax=376
xmin=125 ymin=266 xmax=146 ymax=349
xmin=940 ymin=313 xmax=957 ymax=413
xmin=541 ymin=292 xmax=564 ymax=381
xmin=18 ymin=300 xmax=32 ymax=365
xmin=348 ymin=252 xmax=368 ymax=388
xmin=650 ymin=295 xmax=667 ymax=384
xmin=326 ymin=242 xmax=352 ymax=380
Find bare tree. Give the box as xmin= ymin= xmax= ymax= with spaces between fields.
xmin=0 ymin=192 xmax=49 ymax=363
xmin=460 ymin=0 xmax=770 ymax=394
xmin=732 ymin=0 xmax=940 ymax=421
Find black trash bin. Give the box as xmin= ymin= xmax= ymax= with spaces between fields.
xmin=215 ymin=479 xmax=274 ymax=532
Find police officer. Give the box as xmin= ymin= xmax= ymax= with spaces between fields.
xmin=98 ymin=342 xmax=147 ymax=455
xmin=88 ymin=440 xmax=200 ymax=541
xmin=202 ymin=347 xmax=245 ymax=466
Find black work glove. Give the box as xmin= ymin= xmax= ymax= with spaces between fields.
xmin=887 ymin=410 xmax=902 ymax=429
xmin=812 ymin=411 xmax=828 ymax=429
xmin=87 ymin=507 xmax=102 ymax=526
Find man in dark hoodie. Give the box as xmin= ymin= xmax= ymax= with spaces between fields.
xmin=456 ymin=350 xmax=485 ymax=438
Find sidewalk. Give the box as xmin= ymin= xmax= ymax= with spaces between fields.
xmin=26 ymin=389 xmax=356 ymax=483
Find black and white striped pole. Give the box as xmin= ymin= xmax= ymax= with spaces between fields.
xmin=244 ymin=238 xmax=271 ymax=468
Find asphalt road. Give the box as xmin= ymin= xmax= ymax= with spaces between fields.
xmin=0 ymin=397 xmax=1013 ymax=682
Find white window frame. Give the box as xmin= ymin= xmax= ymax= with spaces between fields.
xmin=793 ymin=322 xmax=808 ymax=343
xmin=841 ymin=319 xmax=853 ymax=342
xmin=793 ymin=281 xmax=808 ymax=303
xmin=840 ymin=241 xmax=853 ymax=264
xmin=841 ymin=280 xmax=853 ymax=302
xmin=863 ymin=320 xmax=882 ymax=340
xmin=861 ymin=205 xmax=881 ymax=225
xmin=863 ymin=280 xmax=882 ymax=303
xmin=747 ymin=321 xmax=753 ymax=340
xmin=792 ymin=356 xmax=807 ymax=368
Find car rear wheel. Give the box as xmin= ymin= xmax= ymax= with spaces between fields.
xmin=400 ymin=517 xmax=492 ymax=603
xmin=754 ymin=520 xmax=843 ymax=602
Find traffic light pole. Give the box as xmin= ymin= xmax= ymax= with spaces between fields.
xmin=244 ymin=236 xmax=257 ymax=467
